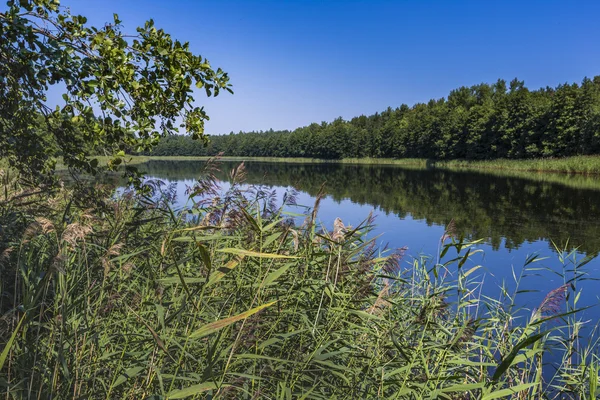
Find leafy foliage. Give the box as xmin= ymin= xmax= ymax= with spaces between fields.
xmin=0 ymin=0 xmax=232 ymax=181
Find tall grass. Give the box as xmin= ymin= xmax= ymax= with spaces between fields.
xmin=0 ymin=161 xmax=598 ymax=398
xmin=435 ymin=156 xmax=600 ymax=175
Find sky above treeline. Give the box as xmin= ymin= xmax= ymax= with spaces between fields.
xmin=64 ymin=0 xmax=600 ymax=135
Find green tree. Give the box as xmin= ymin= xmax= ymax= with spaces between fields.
xmin=0 ymin=0 xmax=231 ymax=181
xmin=145 ymin=75 xmax=600 ymax=162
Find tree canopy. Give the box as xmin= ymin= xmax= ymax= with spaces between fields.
xmin=148 ymin=77 xmax=600 ymax=161
xmin=0 ymin=0 xmax=232 ymax=181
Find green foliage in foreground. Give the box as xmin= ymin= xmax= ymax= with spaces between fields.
xmin=148 ymin=76 xmax=600 ymax=162
xmin=0 ymin=0 xmax=231 ymax=182
xmin=1 ymin=164 xmax=599 ymax=399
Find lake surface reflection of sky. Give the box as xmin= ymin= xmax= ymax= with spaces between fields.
xmin=129 ymin=160 xmax=600 ymax=326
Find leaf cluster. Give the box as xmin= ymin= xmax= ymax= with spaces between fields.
xmin=0 ymin=0 xmax=232 ymax=182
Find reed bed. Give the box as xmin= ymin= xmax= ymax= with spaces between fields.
xmin=66 ymin=154 xmax=600 ymax=175
xmin=435 ymin=156 xmax=600 ymax=175
xmin=0 ymin=161 xmax=598 ymax=399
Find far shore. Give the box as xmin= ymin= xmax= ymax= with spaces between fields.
xmin=83 ymin=154 xmax=600 ymax=176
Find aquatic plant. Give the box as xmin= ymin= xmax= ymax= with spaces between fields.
xmin=0 ymin=162 xmax=598 ymax=399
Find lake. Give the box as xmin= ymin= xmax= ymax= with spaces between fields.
xmin=130 ymin=159 xmax=600 ymax=324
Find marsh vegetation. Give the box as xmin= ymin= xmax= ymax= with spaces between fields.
xmin=2 ymin=1 xmax=600 ymax=398
xmin=2 ymin=160 xmax=600 ymax=398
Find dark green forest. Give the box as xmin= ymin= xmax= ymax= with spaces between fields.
xmin=147 ymin=76 xmax=600 ymax=160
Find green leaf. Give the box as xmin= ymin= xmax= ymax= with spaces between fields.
xmin=458 ymin=248 xmax=471 ymax=268
xmin=206 ymin=256 xmax=244 ymax=287
xmin=158 ymin=277 xmax=205 ymax=285
xmin=171 ymin=234 xmax=235 ymax=242
xmin=492 ymin=331 xmax=547 ymax=381
xmin=189 ymin=301 xmax=277 ymax=339
xmin=482 ymin=382 xmax=537 ymax=400
xmin=263 ymin=263 xmax=293 ymax=286
xmin=440 ymin=382 xmax=485 ymax=393
xmin=112 ymin=366 xmax=145 ymax=388
xmin=110 ymin=248 xmax=148 ymax=263
xmin=217 ymin=248 xmax=299 ymax=259
xmin=0 ymin=313 xmax=26 ymax=371
xmin=463 ymin=265 xmax=482 ymax=277
xmin=167 ymin=382 xmax=227 ymax=399
xmin=262 ymin=231 xmax=283 ymax=248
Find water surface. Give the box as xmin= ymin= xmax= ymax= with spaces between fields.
xmin=135 ymin=160 xmax=600 ymax=321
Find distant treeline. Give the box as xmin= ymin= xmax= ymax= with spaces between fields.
xmin=147 ymin=76 xmax=600 ymax=160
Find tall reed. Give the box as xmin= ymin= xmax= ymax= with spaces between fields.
xmin=0 ymin=162 xmax=598 ymax=399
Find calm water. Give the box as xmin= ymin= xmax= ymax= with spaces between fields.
xmin=132 ymin=160 xmax=600 ymax=323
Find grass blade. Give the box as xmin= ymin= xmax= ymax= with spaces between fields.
xmin=189 ymin=301 xmax=277 ymax=339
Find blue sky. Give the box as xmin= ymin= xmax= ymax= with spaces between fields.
xmin=64 ymin=0 xmax=600 ymax=135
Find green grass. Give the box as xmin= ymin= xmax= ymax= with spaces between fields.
xmin=1 ymin=161 xmax=599 ymax=398
xmin=79 ymin=155 xmax=429 ymax=168
xmin=80 ymin=154 xmax=600 ymax=175
xmin=435 ymin=155 xmax=600 ymax=174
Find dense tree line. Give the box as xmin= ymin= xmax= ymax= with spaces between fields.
xmin=147 ymin=76 xmax=600 ymax=159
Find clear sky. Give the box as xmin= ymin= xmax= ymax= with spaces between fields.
xmin=63 ymin=0 xmax=600 ymax=135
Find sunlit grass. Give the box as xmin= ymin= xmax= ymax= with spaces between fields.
xmin=435 ymin=155 xmax=600 ymax=174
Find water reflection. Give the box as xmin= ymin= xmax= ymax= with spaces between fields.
xmin=139 ymin=160 xmax=600 ymax=256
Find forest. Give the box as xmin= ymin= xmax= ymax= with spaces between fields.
xmin=147 ymin=77 xmax=600 ymax=160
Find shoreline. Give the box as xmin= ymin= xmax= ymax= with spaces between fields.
xmin=90 ymin=155 xmax=600 ymax=176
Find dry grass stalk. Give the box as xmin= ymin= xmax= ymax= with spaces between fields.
xmin=61 ymin=223 xmax=92 ymax=247
xmin=51 ymin=252 xmax=67 ymax=274
xmin=304 ymin=182 xmax=326 ymax=229
xmin=0 ymin=246 xmax=14 ymax=262
xmin=101 ymin=243 xmax=124 ymax=277
xmin=290 ymin=228 xmax=299 ymax=252
xmin=367 ymin=280 xmax=391 ymax=316
xmin=332 ymin=217 xmax=346 ymax=242
xmin=35 ymin=217 xmax=56 ymax=234
xmin=229 ymin=162 xmax=247 ymax=184
xmin=441 ymin=218 xmax=457 ymax=242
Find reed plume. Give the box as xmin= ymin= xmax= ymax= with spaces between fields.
xmin=532 ymin=284 xmax=569 ymax=321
